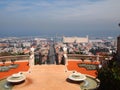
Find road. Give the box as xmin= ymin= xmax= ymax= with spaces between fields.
xmin=48 ymin=42 xmax=55 ymax=64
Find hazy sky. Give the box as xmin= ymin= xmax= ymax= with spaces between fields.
xmin=0 ymin=0 xmax=120 ymax=37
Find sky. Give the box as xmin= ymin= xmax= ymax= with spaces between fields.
xmin=0 ymin=0 xmax=120 ymax=38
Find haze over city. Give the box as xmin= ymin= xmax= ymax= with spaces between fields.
xmin=0 ymin=0 xmax=120 ymax=37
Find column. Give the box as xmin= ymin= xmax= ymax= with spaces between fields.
xmin=29 ymin=47 xmax=35 ymax=66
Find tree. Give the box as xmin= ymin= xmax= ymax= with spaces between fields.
xmin=11 ymin=59 xmax=16 ymax=65
xmin=97 ymin=53 xmax=120 ymax=90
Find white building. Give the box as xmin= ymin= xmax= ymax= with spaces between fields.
xmin=22 ymin=42 xmax=31 ymax=47
xmin=63 ymin=36 xmax=89 ymax=43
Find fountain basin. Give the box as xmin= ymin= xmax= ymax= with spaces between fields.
xmin=7 ymin=73 xmax=26 ymax=83
xmin=80 ymin=75 xmax=100 ymax=90
xmin=68 ymin=72 xmax=86 ymax=81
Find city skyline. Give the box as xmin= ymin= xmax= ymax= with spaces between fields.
xmin=0 ymin=0 xmax=120 ymax=37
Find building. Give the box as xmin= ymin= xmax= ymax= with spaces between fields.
xmin=63 ymin=36 xmax=89 ymax=43
xmin=22 ymin=42 xmax=31 ymax=47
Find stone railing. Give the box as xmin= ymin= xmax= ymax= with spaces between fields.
xmin=67 ymin=54 xmax=111 ymax=61
xmin=0 ymin=55 xmax=29 ymax=62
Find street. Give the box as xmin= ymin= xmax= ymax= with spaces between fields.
xmin=48 ymin=42 xmax=55 ymax=64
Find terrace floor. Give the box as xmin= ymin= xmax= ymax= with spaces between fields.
xmin=13 ymin=65 xmax=80 ymax=90
xmin=0 ymin=60 xmax=99 ymax=90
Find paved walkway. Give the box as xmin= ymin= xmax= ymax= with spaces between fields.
xmin=13 ymin=65 xmax=81 ymax=90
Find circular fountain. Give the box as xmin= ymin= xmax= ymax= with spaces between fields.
xmin=68 ymin=71 xmax=100 ymax=90
xmin=7 ymin=72 xmax=26 ymax=83
xmin=68 ymin=71 xmax=86 ymax=81
xmin=80 ymin=75 xmax=100 ymax=90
